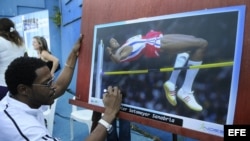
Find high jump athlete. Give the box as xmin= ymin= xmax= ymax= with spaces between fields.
xmin=106 ymin=30 xmax=208 ymax=111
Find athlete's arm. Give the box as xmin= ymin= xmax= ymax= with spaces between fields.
xmin=107 ymin=46 xmax=132 ymax=63
xmin=106 ymin=47 xmax=120 ymax=63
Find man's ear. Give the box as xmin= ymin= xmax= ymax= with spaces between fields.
xmin=17 ymin=84 xmax=29 ymax=96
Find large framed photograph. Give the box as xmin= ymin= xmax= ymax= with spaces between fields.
xmin=88 ymin=5 xmax=246 ymax=137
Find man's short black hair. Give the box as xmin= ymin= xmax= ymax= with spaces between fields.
xmin=5 ymin=57 xmax=47 ymax=95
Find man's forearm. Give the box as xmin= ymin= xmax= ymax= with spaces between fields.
xmin=85 ymin=114 xmax=115 ymax=141
xmin=54 ymin=49 xmax=78 ymax=98
xmin=85 ymin=123 xmax=108 ymax=141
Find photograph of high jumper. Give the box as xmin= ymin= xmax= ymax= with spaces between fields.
xmin=88 ymin=5 xmax=245 ymax=137
xmin=106 ymin=30 xmax=208 ymax=112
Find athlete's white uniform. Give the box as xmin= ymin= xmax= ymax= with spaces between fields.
xmin=119 ymin=30 xmax=163 ymax=62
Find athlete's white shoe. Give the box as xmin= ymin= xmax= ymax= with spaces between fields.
xmin=163 ymin=81 xmax=177 ymax=106
xmin=177 ymin=88 xmax=203 ymax=111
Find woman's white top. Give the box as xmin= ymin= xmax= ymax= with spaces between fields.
xmin=0 ymin=36 xmax=26 ymax=86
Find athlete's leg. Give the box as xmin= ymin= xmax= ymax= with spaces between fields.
xmin=164 ymin=52 xmax=189 ymax=106
xmin=181 ymin=60 xmax=201 ymax=92
xmin=177 ymin=60 xmax=203 ymax=111
xmin=160 ymin=34 xmax=207 ymax=111
xmin=160 ymin=34 xmax=207 ymax=61
xmin=168 ymin=52 xmax=189 ymax=84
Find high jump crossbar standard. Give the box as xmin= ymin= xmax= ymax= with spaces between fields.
xmin=102 ymin=61 xmax=233 ymax=75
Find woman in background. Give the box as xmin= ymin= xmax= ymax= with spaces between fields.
xmin=32 ymin=36 xmax=60 ymax=77
xmin=0 ymin=18 xmax=26 ymax=100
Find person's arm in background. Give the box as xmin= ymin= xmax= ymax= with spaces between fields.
xmin=40 ymin=50 xmax=59 ymax=76
xmin=85 ymin=86 xmax=122 ymax=141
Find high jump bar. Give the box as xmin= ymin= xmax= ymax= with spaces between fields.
xmin=102 ymin=61 xmax=233 ymax=75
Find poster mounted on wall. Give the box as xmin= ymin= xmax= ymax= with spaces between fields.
xmin=88 ymin=5 xmax=246 ymax=137
xmin=11 ymin=10 xmax=50 ymax=57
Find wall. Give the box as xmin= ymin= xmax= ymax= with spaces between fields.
xmin=0 ymin=0 xmax=45 ymax=17
xmin=59 ymin=0 xmax=83 ymax=91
